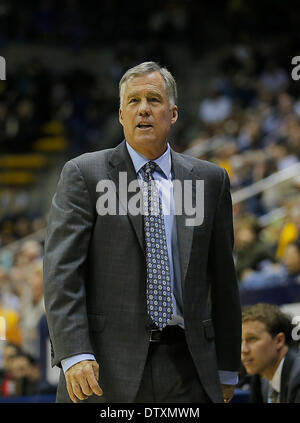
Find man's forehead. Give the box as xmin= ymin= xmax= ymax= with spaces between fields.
xmin=242 ymin=320 xmax=268 ymax=334
xmin=125 ymin=72 xmax=166 ymax=92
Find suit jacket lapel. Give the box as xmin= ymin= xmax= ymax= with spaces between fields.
xmin=107 ymin=140 xmax=145 ymax=253
xmin=170 ymin=148 xmax=195 ymax=288
xmin=261 ymin=377 xmax=269 ymax=402
xmin=260 ymin=350 xmax=295 ymax=403
xmin=280 ymin=349 xmax=296 ymax=402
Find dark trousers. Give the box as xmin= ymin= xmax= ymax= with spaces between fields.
xmin=134 ymin=326 xmax=211 ymax=403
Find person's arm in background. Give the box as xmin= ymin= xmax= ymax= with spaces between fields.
xmin=209 ymin=168 xmax=242 ymax=403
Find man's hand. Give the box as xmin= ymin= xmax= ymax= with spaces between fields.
xmin=221 ymin=384 xmax=235 ymax=403
xmin=65 ymin=360 xmax=103 ymax=403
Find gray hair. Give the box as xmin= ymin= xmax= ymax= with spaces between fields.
xmin=119 ymin=61 xmax=177 ymax=108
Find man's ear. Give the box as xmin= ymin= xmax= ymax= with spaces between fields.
xmin=119 ymin=108 xmax=123 ymax=126
xmin=275 ymin=332 xmax=286 ymax=350
xmin=171 ymin=105 xmax=178 ymax=125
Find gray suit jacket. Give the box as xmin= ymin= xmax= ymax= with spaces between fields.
xmin=251 ymin=348 xmax=300 ymax=403
xmin=43 ymin=140 xmax=241 ymax=403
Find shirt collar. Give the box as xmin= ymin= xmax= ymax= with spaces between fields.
xmin=270 ymin=356 xmax=285 ymax=393
xmin=125 ymin=140 xmax=171 ymax=179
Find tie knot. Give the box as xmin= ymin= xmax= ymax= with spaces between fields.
xmin=142 ymin=161 xmax=157 ymax=178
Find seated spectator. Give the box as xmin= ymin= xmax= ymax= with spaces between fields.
xmin=199 ymin=85 xmax=232 ymax=124
xmin=0 ymin=342 xmax=22 ymax=397
xmin=9 ymin=352 xmax=56 ymax=396
xmin=0 ymin=303 xmax=22 ymax=346
xmin=283 ymin=240 xmax=300 ymax=280
xmin=241 ymin=303 xmax=300 ymax=403
xmin=18 ymin=240 xmax=43 ymax=265
xmin=235 ymin=216 xmax=275 ymax=280
xmin=0 ymin=266 xmax=20 ymax=312
xmin=259 ymin=60 xmax=289 ymax=96
xmin=239 ymin=261 xmax=285 ymax=290
xmin=276 ymin=207 xmax=300 ymax=260
xmin=239 ymin=240 xmax=300 ymax=290
xmin=9 ymin=353 xmax=40 ymax=396
xmin=21 ymin=259 xmax=45 ymax=358
xmin=9 ymin=241 xmax=44 ymax=316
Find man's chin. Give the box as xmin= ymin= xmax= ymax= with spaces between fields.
xmin=133 ymin=136 xmax=168 ymax=147
xmin=135 ymin=133 xmax=157 ymax=142
xmin=243 ymin=363 xmax=258 ymax=375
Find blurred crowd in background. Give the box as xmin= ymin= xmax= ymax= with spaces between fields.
xmin=1 ymin=0 xmax=300 ymax=399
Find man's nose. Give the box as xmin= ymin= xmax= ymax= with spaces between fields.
xmin=241 ymin=340 xmax=249 ymax=354
xmin=138 ymin=99 xmax=150 ymax=115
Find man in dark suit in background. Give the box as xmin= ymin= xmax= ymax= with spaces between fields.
xmin=43 ymin=61 xmax=241 ymax=403
xmin=242 ymin=303 xmax=300 ymax=402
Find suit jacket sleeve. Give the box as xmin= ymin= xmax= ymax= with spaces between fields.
xmin=209 ymin=168 xmax=242 ymax=373
xmin=249 ymin=375 xmax=264 ymax=403
xmin=292 ymin=385 xmax=300 ymax=403
xmin=289 ymin=361 xmax=300 ymax=403
xmin=43 ymin=160 xmax=95 ymax=367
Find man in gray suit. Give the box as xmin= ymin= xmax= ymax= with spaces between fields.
xmin=43 ymin=62 xmax=241 ymax=403
xmin=242 ymin=303 xmax=300 ymax=402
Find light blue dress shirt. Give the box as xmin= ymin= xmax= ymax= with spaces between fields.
xmin=62 ymin=142 xmax=238 ymax=385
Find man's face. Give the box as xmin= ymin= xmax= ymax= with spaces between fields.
xmin=29 ymin=269 xmax=44 ymax=303
xmin=3 ymin=345 xmax=18 ymax=370
xmin=10 ymin=356 xmax=30 ymax=379
xmin=283 ymin=244 xmax=300 ymax=275
xmin=241 ymin=320 xmax=281 ymax=377
xmin=236 ymin=226 xmax=256 ymax=248
xmin=119 ymin=71 xmax=178 ymax=155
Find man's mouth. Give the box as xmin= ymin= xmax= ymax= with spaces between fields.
xmin=137 ymin=123 xmax=153 ymax=129
xmin=242 ymin=359 xmax=253 ymax=366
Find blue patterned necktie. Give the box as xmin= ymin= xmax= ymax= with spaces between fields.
xmin=141 ymin=161 xmax=173 ymax=330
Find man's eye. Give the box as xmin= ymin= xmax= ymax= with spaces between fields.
xmin=129 ymin=98 xmax=138 ymax=103
xmin=149 ymin=98 xmax=159 ymax=102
